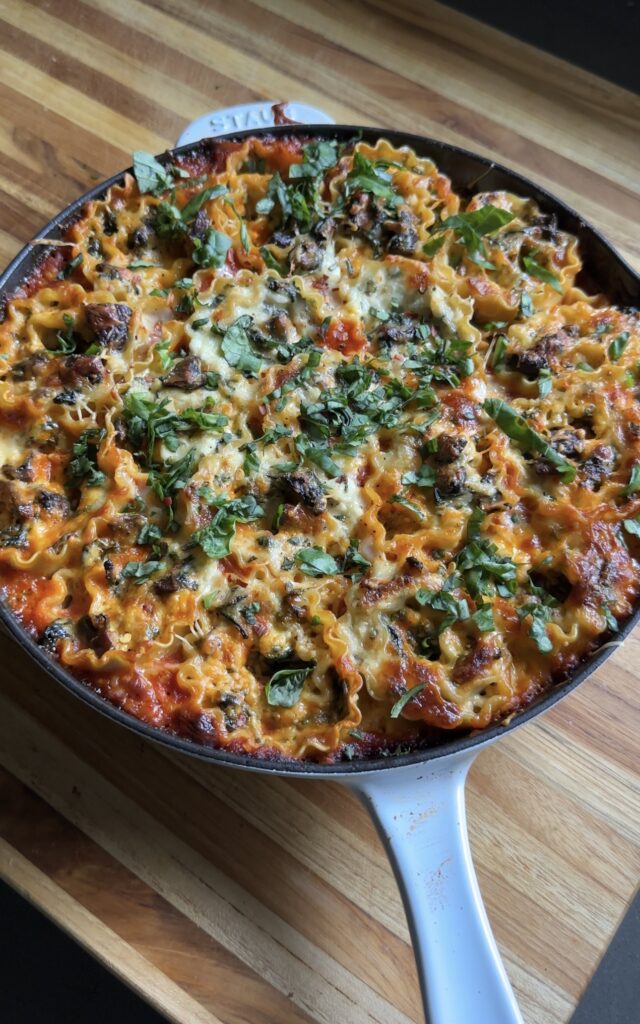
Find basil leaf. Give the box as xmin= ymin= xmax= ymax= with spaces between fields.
xmin=472 ymin=604 xmax=495 ymax=632
xmin=121 ymin=559 xmax=165 ymax=584
xmin=220 ymin=317 xmax=262 ymax=373
xmin=129 ymin=260 xmax=159 ymax=269
xmin=66 ymin=427 xmax=106 ymax=487
xmin=295 ymin=547 xmax=339 ymax=577
xmin=608 ymin=331 xmax=630 ymax=362
xmin=260 ymin=246 xmax=284 ymax=274
xmin=389 ymin=494 xmax=425 ymax=519
xmin=439 ymin=204 xmax=514 ymax=270
xmin=487 ymin=334 xmax=507 ymax=371
xmin=345 ymin=152 xmax=401 ymax=207
xmin=181 ymin=185 xmax=227 ymax=222
xmin=522 ymin=254 xmax=563 ymax=293
xmin=59 ymin=253 xmax=83 ymax=279
xmin=623 ymin=516 xmax=640 ymax=537
xmin=193 ymin=494 xmax=264 ymax=559
xmin=601 ymin=605 xmax=619 ymax=632
xmin=623 ymin=464 xmax=640 ymax=496
xmin=192 ymin=229 xmax=231 ymax=269
xmin=132 ymin=151 xmax=172 ymax=196
xmin=289 ymin=140 xmax=337 ymax=180
xmin=390 ymin=683 xmax=427 ymax=719
xmin=520 ymin=292 xmax=535 ymax=318
xmin=265 ymin=664 xmax=314 ymax=707
xmin=538 ymin=367 xmax=552 ymax=397
xmin=422 ymin=236 xmax=446 ymax=257
xmin=295 ymin=434 xmax=341 ymax=478
xmin=484 ymin=398 xmax=576 ymax=482
xmin=137 ymin=522 xmax=163 ymax=545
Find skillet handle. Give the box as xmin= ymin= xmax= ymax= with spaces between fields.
xmin=348 ymin=749 xmax=524 ymax=1024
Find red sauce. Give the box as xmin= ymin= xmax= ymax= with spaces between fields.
xmin=321 ymin=318 xmax=368 ymax=356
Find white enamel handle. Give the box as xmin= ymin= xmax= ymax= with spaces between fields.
xmin=176 ymin=100 xmax=336 ymax=147
xmin=348 ymin=749 xmax=524 ymax=1024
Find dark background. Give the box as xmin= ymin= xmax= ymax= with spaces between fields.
xmin=444 ymin=0 xmax=640 ymax=93
xmin=2 ymin=2 xmax=639 ymax=1022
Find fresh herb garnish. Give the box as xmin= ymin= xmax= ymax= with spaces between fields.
xmin=390 ymin=683 xmax=426 ymax=719
xmin=121 ymin=559 xmax=165 ymax=584
xmin=265 ymin=664 xmax=315 ymax=707
xmin=484 ymin=398 xmax=576 ymax=482
xmin=434 ymin=204 xmax=515 ymax=270
xmin=522 ymin=252 xmax=563 ymax=293
xmin=219 ymin=316 xmax=262 ymax=373
xmin=295 ymin=547 xmax=339 ymax=577
xmin=192 ymin=229 xmax=232 ymax=269
xmin=608 ymin=332 xmax=630 ymax=362
xmin=66 ymin=428 xmax=106 ymax=487
xmin=623 ymin=464 xmax=640 ymax=497
xmin=132 ymin=151 xmax=172 ymax=195
xmin=422 ymin=236 xmax=446 ymax=257
xmin=193 ymin=494 xmax=264 ymax=559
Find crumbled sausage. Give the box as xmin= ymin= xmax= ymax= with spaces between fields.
xmin=36 ymin=490 xmax=70 ymax=517
xmin=289 ymin=237 xmax=322 ymax=273
xmin=280 ymin=471 xmax=327 ymax=515
xmin=60 ymin=355 xmax=104 ymax=386
xmin=581 ymin=445 xmax=616 ymax=491
xmin=3 ymin=458 xmax=34 ymax=482
xmin=127 ymin=224 xmax=149 ymax=250
xmin=85 ymin=303 xmax=131 ymax=349
xmin=76 ymin=613 xmax=114 ymax=656
xmin=435 ymin=464 xmax=467 ymax=496
xmin=154 ymin=568 xmax=197 ymax=596
xmin=385 ymin=206 xmax=419 ymax=255
xmin=162 ymin=356 xmax=205 ymax=390
xmin=435 ymin=434 xmax=467 ymax=463
xmin=509 ymin=330 xmax=572 ymax=380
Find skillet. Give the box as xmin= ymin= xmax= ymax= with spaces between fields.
xmin=1 ymin=110 xmax=638 ymax=1024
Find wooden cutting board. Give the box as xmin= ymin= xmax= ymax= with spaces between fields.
xmin=0 ymin=2 xmax=639 ymax=1022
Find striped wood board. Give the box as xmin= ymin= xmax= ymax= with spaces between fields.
xmin=0 ymin=2 xmax=639 ymax=1022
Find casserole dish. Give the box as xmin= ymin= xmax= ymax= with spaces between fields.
xmin=1 ymin=112 xmax=638 ymax=1024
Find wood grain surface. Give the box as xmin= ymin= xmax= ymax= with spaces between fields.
xmin=0 ymin=2 xmax=639 ymax=1023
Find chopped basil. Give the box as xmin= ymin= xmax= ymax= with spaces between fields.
xmin=59 ymin=253 xmax=83 ymax=279
xmin=129 ymin=260 xmax=159 ymax=269
xmin=193 ymin=494 xmax=264 ymax=559
xmin=121 ymin=559 xmax=165 ymax=584
xmin=422 ymin=236 xmax=446 ymax=257
xmin=265 ymin=664 xmax=314 ymax=707
xmin=484 ymin=398 xmax=576 ymax=482
xmin=66 ymin=427 xmax=106 ymax=488
xmin=608 ymin=332 xmax=630 ymax=362
xmin=181 ymin=185 xmax=227 ymax=222
xmin=345 ymin=151 xmax=401 ymax=207
xmin=623 ymin=464 xmax=640 ymax=496
xmin=623 ymin=516 xmax=640 ymax=537
xmin=416 ymin=586 xmax=470 ymax=630
xmin=389 ymin=494 xmax=425 ymax=519
xmin=487 ymin=334 xmax=507 ymax=371
xmin=260 ymin=246 xmax=284 ymax=274
xmin=601 ymin=605 xmax=619 ymax=632
xmin=472 ymin=604 xmax=495 ymax=632
xmin=522 ymin=253 xmax=563 ymax=293
xmin=132 ymin=150 xmax=172 ymax=195
xmin=436 ymin=204 xmax=515 ymax=270
xmin=538 ymin=368 xmax=552 ymax=398
xmin=520 ymin=292 xmax=535 ymax=318
xmin=295 ymin=547 xmax=339 ymax=577
xmin=390 ymin=683 xmax=426 ymax=719
xmin=192 ymin=229 xmax=232 ymax=269
xmin=136 ymin=522 xmax=163 ymax=545
xmin=220 ymin=316 xmax=262 ymax=373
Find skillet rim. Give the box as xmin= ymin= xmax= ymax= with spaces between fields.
xmin=0 ymin=122 xmax=638 ymax=776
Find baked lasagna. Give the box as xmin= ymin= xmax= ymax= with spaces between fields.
xmin=0 ymin=133 xmax=638 ymax=761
